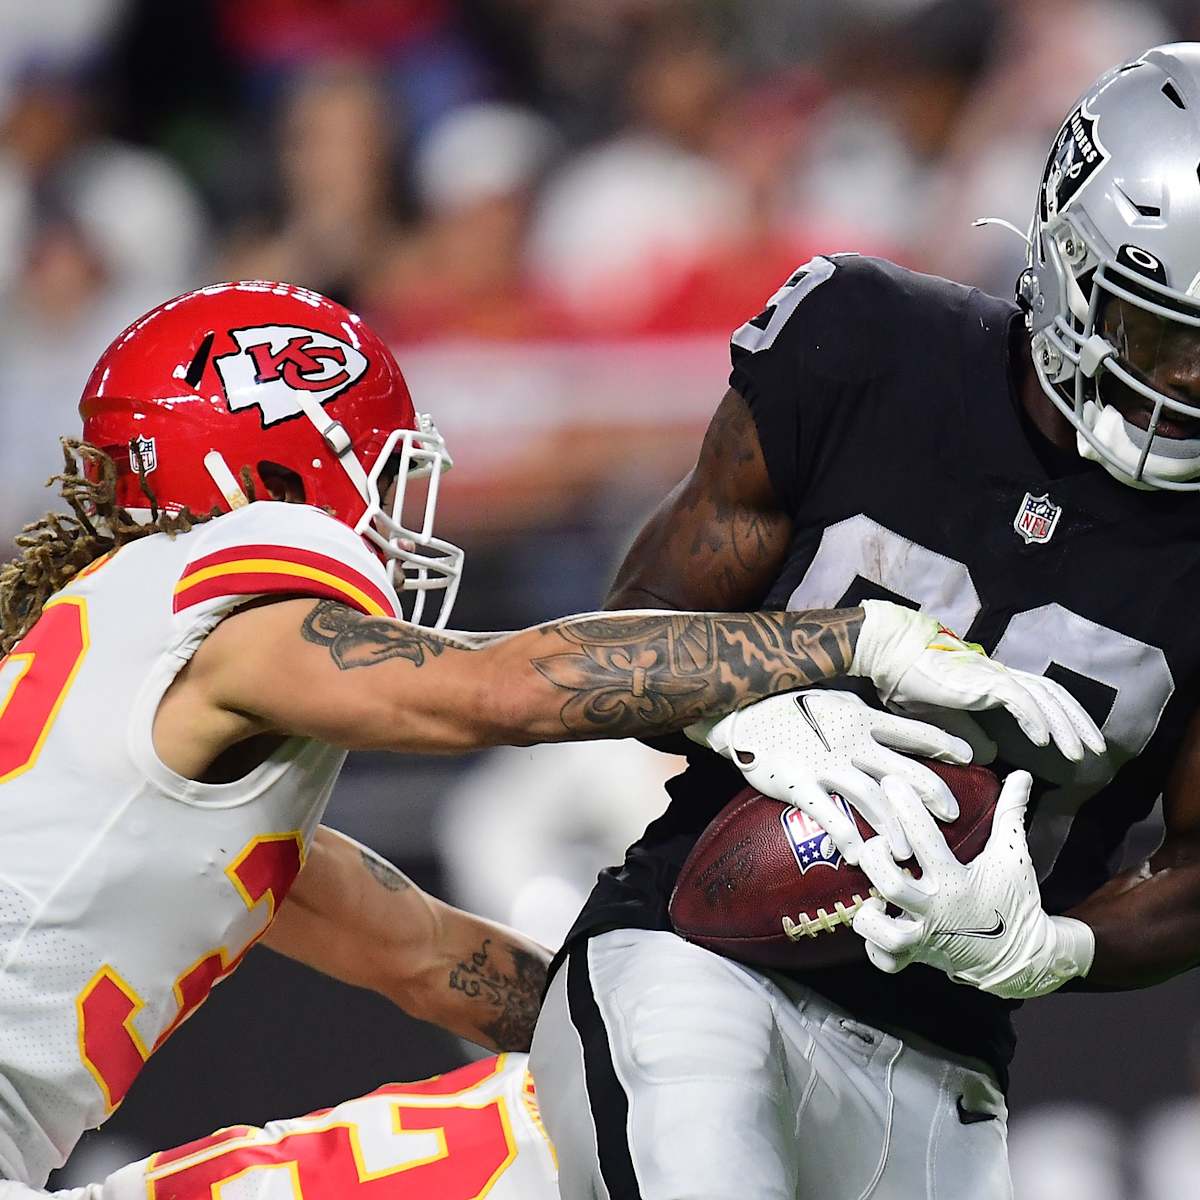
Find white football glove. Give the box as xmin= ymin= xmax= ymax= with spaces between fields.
xmin=688 ymin=689 xmax=973 ymax=864
xmin=849 ymin=600 xmax=1105 ymax=763
xmin=851 ymin=773 xmax=1096 ymax=999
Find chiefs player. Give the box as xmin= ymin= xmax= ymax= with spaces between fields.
xmin=0 ymin=281 xmax=1090 ymax=1193
xmin=49 ymin=1055 xmax=558 ymax=1200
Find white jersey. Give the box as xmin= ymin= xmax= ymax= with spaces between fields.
xmin=47 ymin=1055 xmax=558 ymax=1200
xmin=0 ymin=502 xmax=401 ymax=1186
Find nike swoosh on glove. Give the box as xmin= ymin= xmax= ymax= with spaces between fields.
xmin=848 ymin=600 xmax=1106 ymax=763
xmin=851 ymin=773 xmax=1095 ymax=999
xmin=687 ymin=689 xmax=973 ymax=864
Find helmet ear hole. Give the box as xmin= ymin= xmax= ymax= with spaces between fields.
xmin=257 ymin=461 xmax=306 ymax=504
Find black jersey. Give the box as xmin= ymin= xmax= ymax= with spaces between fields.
xmin=560 ymin=254 xmax=1200 ymax=1081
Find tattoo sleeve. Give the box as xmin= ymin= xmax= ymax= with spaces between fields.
xmin=531 ymin=608 xmax=862 ymax=735
xmin=448 ymin=937 xmax=549 ymax=1052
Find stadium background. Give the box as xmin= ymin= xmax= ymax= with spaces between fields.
xmin=2 ymin=1 xmax=1198 ymax=1195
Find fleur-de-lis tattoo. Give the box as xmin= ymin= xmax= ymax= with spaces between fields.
xmin=531 ymin=617 xmax=710 ymax=730
xmin=530 ymin=610 xmax=860 ymax=734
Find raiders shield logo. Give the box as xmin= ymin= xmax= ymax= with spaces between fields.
xmin=214 ymin=325 xmax=369 ymax=426
xmin=1013 ymin=492 xmax=1062 ymax=545
xmin=1039 ymin=101 xmax=1108 ymax=223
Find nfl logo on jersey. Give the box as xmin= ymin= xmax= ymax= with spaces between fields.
xmin=1013 ymin=492 xmax=1062 ymax=545
xmin=781 ymin=802 xmax=851 ymax=874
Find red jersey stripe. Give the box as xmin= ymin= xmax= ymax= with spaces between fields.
xmin=174 ymin=544 xmax=393 ymax=618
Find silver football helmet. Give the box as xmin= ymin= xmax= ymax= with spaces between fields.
xmin=1021 ymin=43 xmax=1200 ymax=490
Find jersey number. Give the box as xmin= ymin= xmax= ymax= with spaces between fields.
xmin=0 ymin=597 xmax=89 ymax=785
xmin=731 ymin=257 xmax=836 ymax=354
xmin=788 ymin=515 xmax=1175 ymax=875
xmin=144 ymin=1058 xmax=520 ymax=1200
xmin=77 ymin=834 xmax=304 ymax=1112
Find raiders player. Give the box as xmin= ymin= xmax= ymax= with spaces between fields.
xmin=0 ymin=281 xmax=1083 ymax=1194
xmin=531 ymin=42 xmax=1200 ymax=1200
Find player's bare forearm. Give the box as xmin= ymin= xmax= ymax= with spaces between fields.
xmin=332 ymin=846 xmax=552 ymax=1052
xmin=1063 ymin=834 xmax=1200 ymax=990
xmin=1061 ymin=719 xmax=1200 ymax=990
xmin=263 ymin=828 xmax=438 ymax=992
xmin=607 ymin=389 xmax=792 ymax=613
xmin=264 ymin=828 xmax=550 ymax=1049
xmin=296 ymin=599 xmax=863 ymax=747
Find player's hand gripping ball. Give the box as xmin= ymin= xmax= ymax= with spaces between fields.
xmin=668 ymin=760 xmax=999 ymax=970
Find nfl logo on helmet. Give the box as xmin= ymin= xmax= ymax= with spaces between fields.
xmin=128 ymin=435 xmax=157 ymax=475
xmin=1013 ymin=492 xmax=1062 ymax=545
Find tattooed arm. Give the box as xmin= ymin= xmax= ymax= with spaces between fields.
xmin=608 ymin=388 xmax=791 ymax=613
xmin=154 ymin=588 xmax=860 ymax=773
xmin=264 ymin=826 xmax=550 ymax=1051
xmin=178 ymin=594 xmax=862 ymax=757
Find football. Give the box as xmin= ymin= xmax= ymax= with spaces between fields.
xmin=668 ymin=760 xmax=1000 ymax=970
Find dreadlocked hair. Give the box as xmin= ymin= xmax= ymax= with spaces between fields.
xmin=0 ymin=440 xmax=253 ymax=655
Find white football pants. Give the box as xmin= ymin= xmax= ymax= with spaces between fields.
xmin=530 ymin=928 xmax=1012 ymax=1200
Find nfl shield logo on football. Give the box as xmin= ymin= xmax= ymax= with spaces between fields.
xmin=129 ymin=435 xmax=157 ymax=475
xmin=1013 ymin=491 xmax=1061 ymax=545
xmin=781 ymin=800 xmax=851 ymax=874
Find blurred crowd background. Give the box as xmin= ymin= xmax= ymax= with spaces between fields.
xmin=4 ymin=1 xmax=1200 ymax=1196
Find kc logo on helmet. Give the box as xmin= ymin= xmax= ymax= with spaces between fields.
xmin=214 ymin=325 xmax=369 ymax=427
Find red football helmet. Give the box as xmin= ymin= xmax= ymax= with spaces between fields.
xmin=79 ymin=280 xmax=463 ymax=626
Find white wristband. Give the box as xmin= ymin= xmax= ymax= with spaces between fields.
xmin=1048 ymin=915 xmax=1096 ymax=985
xmin=971 ymin=915 xmax=1095 ymax=1000
xmin=847 ymin=600 xmax=941 ymax=701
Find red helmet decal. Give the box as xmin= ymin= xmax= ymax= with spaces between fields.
xmin=214 ymin=324 xmax=369 ymax=426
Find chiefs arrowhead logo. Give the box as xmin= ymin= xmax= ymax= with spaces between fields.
xmin=214 ymin=324 xmax=369 ymax=426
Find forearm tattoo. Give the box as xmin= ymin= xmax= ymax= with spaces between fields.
xmin=298 ymin=599 xmax=861 ymax=737
xmin=358 ymin=847 xmax=412 ymax=893
xmin=448 ymin=937 xmax=549 ymax=1051
xmin=531 ymin=609 xmax=862 ymax=734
